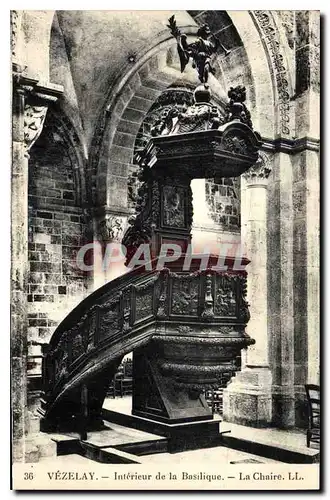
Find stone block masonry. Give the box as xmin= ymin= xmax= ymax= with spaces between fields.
xmin=27 ymin=124 xmax=90 ymax=379
xmin=205 ymin=177 xmax=241 ymax=231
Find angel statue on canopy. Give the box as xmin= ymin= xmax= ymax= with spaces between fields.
xmin=167 ymin=15 xmax=229 ymax=85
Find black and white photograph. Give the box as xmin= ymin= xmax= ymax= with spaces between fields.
xmin=10 ymin=6 xmax=320 ymax=491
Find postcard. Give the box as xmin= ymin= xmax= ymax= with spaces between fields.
xmin=11 ymin=8 xmax=320 ymax=491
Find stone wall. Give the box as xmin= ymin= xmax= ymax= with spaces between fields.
xmin=206 ymin=177 xmax=241 ymax=232
xmin=27 ymin=117 xmax=90 ymax=382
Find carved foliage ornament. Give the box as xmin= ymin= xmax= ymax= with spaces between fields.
xmin=221 ymin=134 xmax=250 ymax=155
xmin=11 ymin=10 xmax=21 ymax=58
xmin=24 ymin=104 xmax=48 ymax=154
xmin=124 ymin=166 xmax=155 ymax=250
xmin=98 ymin=215 xmax=126 ymax=242
xmin=144 ymin=85 xmax=253 ymax=140
xmin=254 ymin=11 xmax=291 ymax=135
xmin=243 ymin=151 xmax=272 ymax=183
xmin=135 ymin=290 xmax=153 ymax=322
xmin=157 ymin=89 xmax=194 ymax=107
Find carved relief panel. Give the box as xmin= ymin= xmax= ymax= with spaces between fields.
xmin=134 ymin=286 xmax=154 ymax=323
xmin=121 ymin=287 xmax=132 ymax=333
xmin=81 ymin=313 xmax=96 ymax=354
xmin=214 ymin=274 xmax=237 ymax=317
xmin=162 ymin=185 xmax=186 ymax=228
xmin=135 ymin=291 xmax=153 ymax=322
xmin=170 ymin=274 xmax=199 ymax=316
xmin=97 ymin=300 xmax=121 ymax=341
xmin=11 ymin=11 xmax=21 ymax=58
xmin=71 ymin=327 xmax=85 ymax=363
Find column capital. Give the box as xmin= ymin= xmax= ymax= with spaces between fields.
xmin=243 ymin=151 xmax=273 ymax=186
xmin=13 ymin=64 xmax=63 ymax=102
xmin=96 ymin=212 xmax=128 ymax=243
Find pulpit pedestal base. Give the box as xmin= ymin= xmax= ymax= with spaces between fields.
xmin=102 ymin=408 xmax=221 ymax=453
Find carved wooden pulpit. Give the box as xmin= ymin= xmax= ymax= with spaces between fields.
xmin=121 ymin=84 xmax=261 ymax=443
xmin=40 ymin=23 xmax=261 ymax=451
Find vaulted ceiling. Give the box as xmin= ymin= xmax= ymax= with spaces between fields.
xmin=50 ymin=11 xmax=197 ymax=151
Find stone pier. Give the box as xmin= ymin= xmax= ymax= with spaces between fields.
xmin=223 ymin=153 xmax=273 ymax=427
xmin=11 ymin=64 xmax=63 ymax=461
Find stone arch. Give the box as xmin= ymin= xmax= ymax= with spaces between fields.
xmin=96 ymin=56 xmax=233 ymax=210
xmin=94 ymin=54 xmax=245 ymax=242
xmin=88 ymin=30 xmax=199 ymax=208
xmin=91 ymin=58 xmax=236 ymax=209
xmin=248 ymin=11 xmax=294 ymax=137
xmin=29 ymin=108 xmax=87 ymax=211
xmin=12 ymin=10 xmax=293 ymax=211
xmin=91 ymin=11 xmax=281 ymax=212
xmin=47 ymin=110 xmax=88 ymax=209
xmin=189 ymin=10 xmax=293 ymax=138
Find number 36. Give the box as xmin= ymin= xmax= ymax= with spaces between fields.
xmin=24 ymin=472 xmax=34 ymax=480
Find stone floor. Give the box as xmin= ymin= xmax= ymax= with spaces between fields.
xmin=38 ymin=396 xmax=318 ymax=466
xmin=221 ymin=421 xmax=312 ymax=452
xmin=40 ymin=445 xmax=279 ymax=466
xmin=103 ymin=396 xmax=319 ymax=455
xmin=141 ymin=446 xmax=280 ymax=464
xmin=40 ymin=454 xmax=93 ymax=465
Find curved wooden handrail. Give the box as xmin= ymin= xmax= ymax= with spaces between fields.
xmin=40 ymin=255 xmax=251 ymax=430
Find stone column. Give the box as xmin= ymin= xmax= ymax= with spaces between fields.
xmin=12 ymin=75 xmax=28 ymax=463
xmin=11 ymin=65 xmax=62 ymax=461
xmin=291 ymin=148 xmax=320 ymax=426
xmin=223 ymin=153 xmax=273 ymax=427
xmin=292 ymin=11 xmax=320 ymax=425
xmin=268 ymin=152 xmax=295 ymax=428
xmin=305 ymin=150 xmax=320 ymax=385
